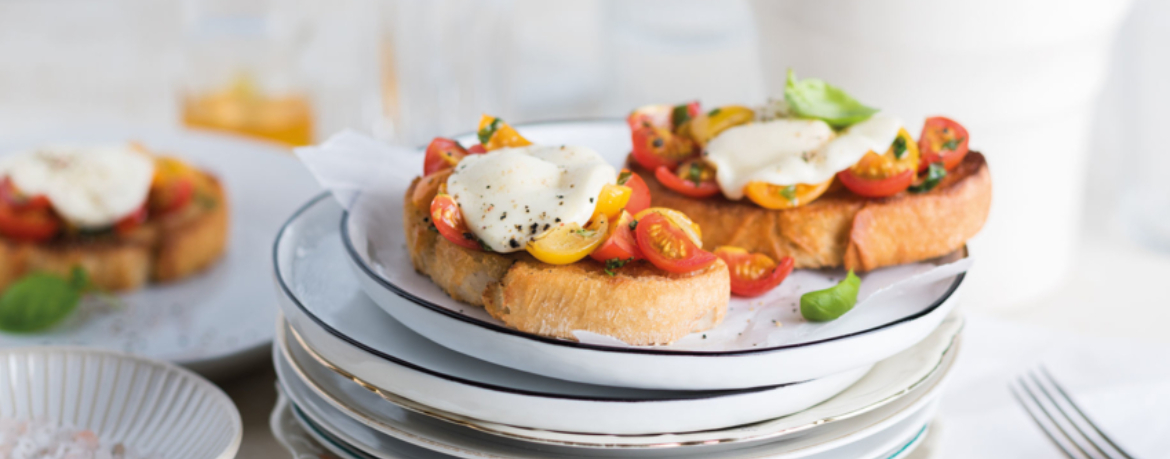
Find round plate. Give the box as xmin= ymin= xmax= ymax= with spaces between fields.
xmin=275 ymin=329 xmax=956 ymax=459
xmin=0 ymin=127 xmax=320 ymax=377
xmin=275 ymin=310 xmax=962 ymax=450
xmin=335 ymin=120 xmax=968 ymax=390
xmin=273 ymin=194 xmax=868 ymax=435
xmin=0 ymin=346 xmax=241 ymax=459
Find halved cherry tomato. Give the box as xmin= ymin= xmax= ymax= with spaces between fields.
xmin=591 ymin=184 xmax=632 ymax=222
xmin=149 ymin=157 xmax=198 ymax=215
xmin=423 ymin=138 xmax=468 ymax=176
xmin=635 ymin=212 xmax=716 ymax=273
xmin=0 ymin=202 xmax=60 ymax=242
xmin=838 ymin=128 xmax=919 ymax=198
xmin=634 ymin=207 xmax=702 ymax=247
xmin=467 ymin=144 xmax=487 ymax=154
xmin=630 ymin=124 xmax=697 ymax=171
xmin=0 ymin=178 xmax=51 ymax=211
xmin=744 ymin=179 xmax=833 ymax=210
xmin=478 ymin=115 xmax=532 ymax=151
xmin=430 ymin=194 xmax=482 ymax=251
xmin=715 ymin=246 xmax=795 ymax=297
xmin=617 ymin=170 xmax=651 ymax=215
xmin=687 ymin=105 xmax=755 ymax=147
xmin=589 ymin=210 xmax=643 ymax=262
xmin=114 ymin=205 xmax=148 ymax=236
xmin=526 ymin=214 xmax=608 ymax=265
xmin=654 ymin=160 xmax=720 ymax=199
xmin=411 ymin=169 xmax=453 ymax=209
xmin=918 ymin=116 xmax=969 ymax=172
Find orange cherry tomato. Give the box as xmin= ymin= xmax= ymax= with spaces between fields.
xmin=591 ymin=184 xmax=632 ymax=223
xmin=114 ymin=205 xmax=148 ymax=236
xmin=714 ymin=246 xmax=795 ymax=297
xmin=0 ymin=178 xmax=51 ymax=211
xmin=617 ymin=170 xmax=651 ymax=215
xmin=744 ymin=179 xmax=833 ymax=210
xmin=634 ymin=212 xmax=716 ymax=273
xmin=837 ymin=169 xmax=914 ymax=199
xmin=654 ymin=161 xmax=720 ymax=199
xmin=149 ymin=157 xmax=198 ymax=215
xmin=423 ymin=138 xmax=469 ymax=176
xmin=918 ymin=116 xmax=969 ymax=172
xmin=0 ymin=202 xmax=60 ymax=242
xmin=589 ymin=209 xmax=643 ymax=262
xmin=429 ymin=194 xmax=482 ymax=251
xmin=477 ymin=115 xmax=532 ymax=151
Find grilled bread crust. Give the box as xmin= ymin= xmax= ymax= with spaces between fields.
xmin=633 ymin=152 xmax=992 ymax=272
xmin=404 ymin=177 xmax=729 ymax=345
xmin=0 ymin=173 xmax=229 ymax=291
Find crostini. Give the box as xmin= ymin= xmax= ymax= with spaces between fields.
xmin=626 ymin=71 xmax=991 ymax=273
xmin=0 ymin=143 xmax=229 ymax=291
xmin=405 ymin=116 xmax=733 ymax=345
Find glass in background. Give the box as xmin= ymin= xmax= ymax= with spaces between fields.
xmin=751 ymin=0 xmax=1133 ymax=310
xmin=180 ymin=0 xmax=314 ymax=146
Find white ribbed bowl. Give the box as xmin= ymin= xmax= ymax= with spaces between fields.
xmin=0 ymin=347 xmax=242 ymax=459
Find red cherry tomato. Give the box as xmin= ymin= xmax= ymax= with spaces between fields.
xmin=0 ymin=202 xmax=60 ymax=242
xmin=836 ymin=168 xmax=914 ymax=198
xmin=423 ymin=138 xmax=469 ymax=176
xmin=918 ymin=117 xmax=969 ymax=172
xmin=654 ymin=163 xmax=720 ymax=199
xmin=627 ymin=104 xmax=673 ymax=131
xmin=114 ymin=205 xmax=148 ymax=236
xmin=589 ymin=210 xmax=643 ymax=262
xmin=617 ymin=170 xmax=651 ymax=215
xmin=429 ymin=194 xmax=481 ymax=251
xmin=634 ymin=212 xmax=716 ymax=273
xmin=467 ymin=144 xmax=487 ymax=154
xmin=715 ymin=246 xmax=794 ymax=297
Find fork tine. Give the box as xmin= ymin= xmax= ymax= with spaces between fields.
xmin=1015 ymin=376 xmax=1096 ymax=459
xmin=1011 ymin=382 xmax=1081 ymax=459
xmin=1040 ymin=367 xmax=1137 ymax=459
xmin=1028 ymin=371 xmax=1114 ymax=459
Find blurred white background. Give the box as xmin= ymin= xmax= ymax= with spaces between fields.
xmin=3 ymin=0 xmax=1170 ymax=457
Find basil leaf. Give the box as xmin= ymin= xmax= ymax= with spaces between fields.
xmin=892 ymin=137 xmax=907 ymax=160
xmin=779 ymin=185 xmax=798 ymax=204
xmin=477 ymin=117 xmax=501 ymax=145
xmin=617 ymin=170 xmax=632 ymax=185
xmin=909 ymin=162 xmax=947 ymax=194
xmin=671 ymin=104 xmax=692 ymax=128
xmin=800 ymin=270 xmax=861 ymax=322
xmin=0 ymin=272 xmax=84 ymax=333
xmin=941 ymin=137 xmax=961 ymax=152
xmin=784 ymin=70 xmax=878 ymax=129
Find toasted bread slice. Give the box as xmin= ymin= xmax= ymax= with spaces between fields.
xmin=634 ymin=152 xmax=991 ymax=272
xmin=405 ymin=177 xmax=729 ymax=345
xmin=0 ymin=173 xmax=229 ymax=292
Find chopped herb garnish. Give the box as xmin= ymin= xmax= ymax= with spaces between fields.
xmin=671 ymin=104 xmax=692 ymax=127
xmin=617 ymin=171 xmax=632 ymax=185
xmin=892 ymin=136 xmax=907 ymax=160
xmin=479 ymin=239 xmax=493 ymax=251
xmin=571 ymin=228 xmax=596 ymax=238
xmin=604 ymin=257 xmax=634 ymax=276
xmin=707 ymin=108 xmax=722 ymax=117
xmin=477 ymin=117 xmax=502 ymax=144
xmin=779 ymin=185 xmax=798 ymax=204
xmin=629 ymin=220 xmax=638 ymax=231
xmin=941 ymin=137 xmax=963 ymax=151
xmin=686 ymin=162 xmax=703 ymax=186
xmin=909 ymin=162 xmax=947 ymax=193
xmin=499 ymin=212 xmax=507 ymax=220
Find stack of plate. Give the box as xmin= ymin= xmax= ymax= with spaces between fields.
xmin=269 ymin=181 xmax=966 ymax=459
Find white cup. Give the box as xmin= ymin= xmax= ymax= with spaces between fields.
xmin=751 ymin=0 xmax=1132 ymax=309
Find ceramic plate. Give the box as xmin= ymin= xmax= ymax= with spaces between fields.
xmin=0 ymin=346 xmax=241 ymax=459
xmin=275 ymin=310 xmax=961 ymax=450
xmin=273 ymin=195 xmax=868 ymax=435
xmin=333 ymin=120 xmax=968 ymax=389
xmin=275 ymin=329 xmax=956 ymax=458
xmin=0 ymin=127 xmax=320 ymax=377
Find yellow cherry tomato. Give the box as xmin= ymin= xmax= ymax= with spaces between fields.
xmin=477 ymin=115 xmax=532 ymax=151
xmin=526 ymin=214 xmax=608 ymax=265
xmin=744 ymin=178 xmax=834 ymax=210
xmin=688 ymin=105 xmax=756 ymax=147
xmin=634 ymin=207 xmax=703 ymax=248
xmin=848 ymin=128 xmax=920 ymax=180
xmin=591 ymin=183 xmax=632 ymax=223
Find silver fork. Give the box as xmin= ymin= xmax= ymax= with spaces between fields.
xmin=1010 ymin=367 xmax=1136 ymax=459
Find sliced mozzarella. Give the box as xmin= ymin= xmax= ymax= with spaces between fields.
xmin=447 ymin=145 xmax=615 ymax=253
xmin=0 ymin=144 xmax=156 ymax=229
xmin=705 ymin=114 xmax=903 ymax=200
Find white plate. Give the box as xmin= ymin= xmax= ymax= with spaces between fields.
xmin=0 ymin=346 xmax=241 ymax=459
xmin=273 ymin=195 xmax=868 ymax=435
xmin=275 ymin=309 xmax=961 ymax=451
xmin=336 ymin=120 xmax=967 ymax=390
xmin=275 ymin=327 xmax=957 ymax=459
xmin=0 ymin=127 xmax=321 ymax=377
